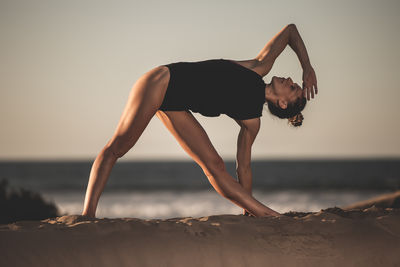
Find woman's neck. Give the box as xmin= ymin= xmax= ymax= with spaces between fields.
xmin=264 ymin=82 xmax=276 ymax=103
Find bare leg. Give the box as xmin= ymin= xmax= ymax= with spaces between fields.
xmin=156 ymin=110 xmax=281 ymax=217
xmin=82 ymin=66 xmax=170 ymax=217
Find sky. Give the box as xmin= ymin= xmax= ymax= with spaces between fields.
xmin=1 ymin=0 xmax=399 ymax=160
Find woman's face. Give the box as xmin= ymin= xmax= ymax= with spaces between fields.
xmin=271 ymin=76 xmax=304 ymax=107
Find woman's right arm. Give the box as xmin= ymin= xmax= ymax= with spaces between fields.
xmin=255 ymin=24 xmax=317 ymax=100
xmin=287 ymin=24 xmax=318 ymax=100
xmin=254 ymin=24 xmax=294 ymax=76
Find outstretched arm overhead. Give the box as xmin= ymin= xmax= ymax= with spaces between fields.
xmin=254 ymin=24 xmax=318 ymax=100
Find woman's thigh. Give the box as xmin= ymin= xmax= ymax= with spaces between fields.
xmin=106 ymin=66 xmax=170 ymax=157
xmin=155 ymin=110 xmax=225 ymax=176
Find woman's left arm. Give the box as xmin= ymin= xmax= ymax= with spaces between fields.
xmin=235 ymin=118 xmax=260 ymax=216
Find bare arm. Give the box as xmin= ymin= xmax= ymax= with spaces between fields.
xmin=254 ymin=24 xmax=292 ymax=76
xmin=235 ymin=118 xmax=260 ymax=215
xmin=255 ymin=24 xmax=318 ymax=99
xmin=287 ymin=24 xmax=318 ymax=99
xmin=255 ymin=23 xmax=311 ymax=72
xmin=288 ymin=24 xmax=311 ymax=69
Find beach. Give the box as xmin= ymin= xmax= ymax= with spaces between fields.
xmin=2 ymin=0 xmax=400 ymax=265
xmin=1 ymin=191 xmax=400 ymax=267
xmin=2 ymin=159 xmax=399 ymax=219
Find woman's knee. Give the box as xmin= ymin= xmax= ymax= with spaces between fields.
xmin=102 ymin=138 xmax=131 ymax=159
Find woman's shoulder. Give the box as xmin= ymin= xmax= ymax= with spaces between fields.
xmin=222 ymin=59 xmax=264 ymax=78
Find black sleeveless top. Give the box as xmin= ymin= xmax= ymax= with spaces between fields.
xmin=159 ymin=58 xmax=266 ymax=120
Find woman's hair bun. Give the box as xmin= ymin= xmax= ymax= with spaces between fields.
xmin=288 ymin=112 xmax=304 ymax=127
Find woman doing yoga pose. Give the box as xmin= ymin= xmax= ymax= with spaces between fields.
xmin=82 ymin=23 xmax=318 ymax=218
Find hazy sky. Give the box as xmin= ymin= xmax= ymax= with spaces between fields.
xmin=1 ymin=0 xmax=399 ymax=160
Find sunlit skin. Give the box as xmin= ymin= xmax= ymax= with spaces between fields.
xmin=82 ymin=24 xmax=318 ymax=218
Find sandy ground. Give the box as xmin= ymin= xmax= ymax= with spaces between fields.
xmin=1 ymin=191 xmax=400 ymax=267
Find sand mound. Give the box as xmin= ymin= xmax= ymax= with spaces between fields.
xmin=1 ymin=205 xmax=400 ymax=267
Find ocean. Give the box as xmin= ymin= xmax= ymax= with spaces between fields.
xmin=1 ymin=159 xmax=399 ymax=219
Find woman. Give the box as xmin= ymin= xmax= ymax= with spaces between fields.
xmin=82 ymin=23 xmax=318 ymax=218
